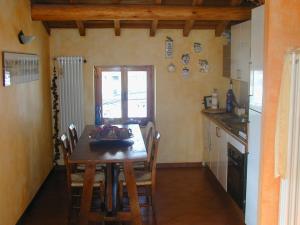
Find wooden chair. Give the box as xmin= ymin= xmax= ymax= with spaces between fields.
xmin=134 ymin=121 xmax=156 ymax=170
xmin=68 ymin=124 xmax=78 ymax=152
xmin=60 ymin=134 xmax=105 ymax=222
xmin=68 ymin=124 xmax=104 ymax=171
xmin=119 ymin=131 xmax=161 ymax=212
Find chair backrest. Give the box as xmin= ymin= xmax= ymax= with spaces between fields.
xmin=68 ymin=124 xmax=78 ymax=151
xmin=144 ymin=121 xmax=155 ymax=163
xmin=60 ymin=134 xmax=72 ymax=190
xmin=150 ymin=131 xmax=160 ymax=191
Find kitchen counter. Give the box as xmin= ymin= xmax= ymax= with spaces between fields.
xmin=202 ymin=111 xmax=248 ymax=146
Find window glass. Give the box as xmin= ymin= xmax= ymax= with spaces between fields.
xmin=128 ymin=71 xmax=147 ymax=118
xmin=101 ymin=71 xmax=122 ymax=118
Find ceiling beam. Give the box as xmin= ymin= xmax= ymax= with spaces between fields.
xmin=150 ymin=0 xmax=161 ymax=37
xmin=69 ymin=0 xmax=86 ymax=36
xmin=183 ymin=0 xmax=203 ymax=37
xmin=42 ymin=21 xmax=51 ymax=35
xmin=31 ymin=4 xmax=251 ymax=21
xmin=214 ymin=0 xmax=242 ymax=37
xmin=75 ymin=21 xmax=86 ymax=36
xmin=114 ymin=20 xmax=121 ymax=36
xmin=215 ymin=21 xmax=229 ymax=36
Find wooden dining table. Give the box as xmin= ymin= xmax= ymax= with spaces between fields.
xmin=69 ymin=124 xmax=147 ymax=225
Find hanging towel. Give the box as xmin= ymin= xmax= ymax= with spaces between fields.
xmin=274 ymin=52 xmax=294 ymax=178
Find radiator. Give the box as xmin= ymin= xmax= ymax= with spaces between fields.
xmin=56 ymin=56 xmax=85 ymax=137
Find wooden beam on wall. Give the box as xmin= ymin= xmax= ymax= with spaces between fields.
xmin=42 ymin=21 xmax=51 ymax=35
xmin=31 ymin=4 xmax=252 ymax=21
xmin=75 ymin=21 xmax=86 ymax=36
xmin=114 ymin=20 xmax=121 ymax=36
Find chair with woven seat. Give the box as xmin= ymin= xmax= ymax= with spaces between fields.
xmin=60 ymin=134 xmax=105 ymax=222
xmin=133 ymin=121 xmax=156 ymax=170
xmin=68 ymin=124 xmax=104 ymax=171
xmin=119 ymin=131 xmax=161 ymax=212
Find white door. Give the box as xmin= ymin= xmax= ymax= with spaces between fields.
xmin=202 ymin=117 xmax=211 ymax=164
xmin=209 ymin=122 xmax=218 ymax=178
xmin=217 ymin=127 xmax=228 ymax=191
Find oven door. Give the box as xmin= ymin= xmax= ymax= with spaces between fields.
xmin=227 ymin=143 xmax=247 ymax=210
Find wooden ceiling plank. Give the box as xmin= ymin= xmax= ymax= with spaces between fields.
xmin=31 ymin=4 xmax=252 ymax=21
xmin=112 ymin=0 xmax=121 ymax=3
xmin=230 ymin=0 xmax=242 ymax=6
xmin=75 ymin=21 xmax=86 ymax=36
xmin=42 ymin=21 xmax=51 ymax=35
xmin=182 ymin=0 xmax=203 ymax=37
xmin=114 ymin=19 xmax=121 ymax=36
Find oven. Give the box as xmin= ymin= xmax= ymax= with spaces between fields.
xmin=227 ymin=143 xmax=247 ymax=211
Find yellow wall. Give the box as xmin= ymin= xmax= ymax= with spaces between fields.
xmin=0 ymin=1 xmax=53 ymax=224
xmin=50 ymin=29 xmax=229 ymax=163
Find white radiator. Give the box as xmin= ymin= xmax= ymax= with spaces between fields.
xmin=56 ymin=56 xmax=85 ymax=137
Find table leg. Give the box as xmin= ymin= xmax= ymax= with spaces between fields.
xmin=124 ymin=161 xmax=143 ymax=225
xmin=79 ymin=163 xmax=96 ymax=225
xmin=105 ymin=163 xmax=120 ymax=216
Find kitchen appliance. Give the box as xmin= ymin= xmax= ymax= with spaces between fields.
xmin=245 ymin=5 xmax=264 ymax=225
xmin=227 ymin=143 xmax=247 ymax=210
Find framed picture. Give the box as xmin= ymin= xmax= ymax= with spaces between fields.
xmin=2 ymin=51 xmax=39 ymax=87
xmin=203 ymin=96 xmax=212 ymax=109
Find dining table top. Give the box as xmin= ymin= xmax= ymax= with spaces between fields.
xmin=69 ymin=124 xmax=147 ymax=164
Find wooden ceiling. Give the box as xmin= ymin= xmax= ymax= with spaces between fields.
xmin=31 ymin=0 xmax=264 ymax=37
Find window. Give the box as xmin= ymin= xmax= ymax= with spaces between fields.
xmin=95 ymin=66 xmax=154 ymax=123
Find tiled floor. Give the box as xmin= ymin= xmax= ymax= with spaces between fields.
xmin=17 ymin=167 xmax=245 ymax=225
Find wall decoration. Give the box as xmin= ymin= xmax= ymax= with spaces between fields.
xmin=194 ymin=42 xmax=203 ymax=53
xmin=167 ymin=63 xmax=176 ymax=73
xmin=181 ymin=53 xmax=190 ymax=65
xmin=50 ymin=66 xmax=60 ymax=164
xmin=165 ymin=36 xmax=173 ymax=58
xmin=2 ymin=52 xmax=39 ymax=87
xmin=203 ymin=96 xmax=212 ymax=109
xmin=182 ymin=67 xmax=190 ymax=78
xmin=199 ymin=59 xmax=209 ymax=73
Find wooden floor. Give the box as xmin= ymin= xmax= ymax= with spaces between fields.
xmin=17 ymin=167 xmax=245 ymax=225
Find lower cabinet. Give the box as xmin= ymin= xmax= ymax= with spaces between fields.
xmin=206 ymin=120 xmax=228 ymax=191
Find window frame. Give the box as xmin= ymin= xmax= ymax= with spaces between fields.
xmin=94 ymin=65 xmax=154 ymax=124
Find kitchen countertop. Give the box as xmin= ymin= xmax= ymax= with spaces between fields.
xmin=202 ymin=111 xmax=248 ymax=146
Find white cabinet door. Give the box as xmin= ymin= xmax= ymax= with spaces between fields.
xmin=209 ymin=122 xmax=218 ymax=178
xmin=202 ymin=116 xmax=211 ymax=164
xmin=231 ymin=20 xmax=251 ymax=82
xmin=230 ymin=24 xmax=240 ymax=81
xmin=217 ymin=127 xmax=228 ymax=191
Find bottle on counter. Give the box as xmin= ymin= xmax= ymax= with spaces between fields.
xmin=226 ymin=80 xmax=234 ymax=113
xmin=95 ymin=104 xmax=102 ymax=126
xmin=211 ymin=88 xmax=219 ymax=109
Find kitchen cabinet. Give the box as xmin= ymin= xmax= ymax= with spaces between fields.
xmin=207 ymin=120 xmax=228 ymax=190
xmin=231 ymin=20 xmax=251 ymax=82
xmin=202 ymin=116 xmax=211 ymax=164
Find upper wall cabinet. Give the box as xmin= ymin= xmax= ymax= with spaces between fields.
xmin=231 ymin=20 xmax=251 ymax=82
